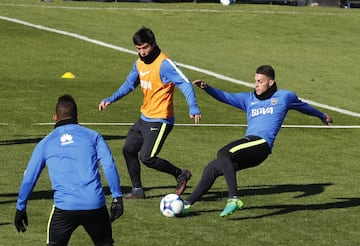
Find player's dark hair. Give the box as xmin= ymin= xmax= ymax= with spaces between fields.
xmin=133 ymin=27 xmax=156 ymax=46
xmin=55 ymin=94 xmax=77 ymax=120
xmin=256 ymin=65 xmax=275 ymax=80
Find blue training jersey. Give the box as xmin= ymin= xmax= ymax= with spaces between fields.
xmin=205 ymin=85 xmax=326 ymax=149
xmin=16 ymin=123 xmax=122 ymax=211
xmin=102 ymin=58 xmax=201 ymax=124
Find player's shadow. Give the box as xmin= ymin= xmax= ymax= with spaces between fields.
xmin=104 ymin=185 xmax=177 ymax=199
xmin=0 ymin=190 xmax=55 ymax=204
xmin=192 ymin=183 xmax=360 ymax=219
xmin=0 ymin=136 xmax=44 ymax=145
xmin=0 ymin=135 xmax=126 ymax=146
xmin=0 ymin=185 xmax=133 ymax=207
xmin=201 ymin=183 xmax=333 ymax=202
xmin=4 ymin=183 xmax=356 ymax=221
xmin=228 ymin=197 xmax=360 ymax=220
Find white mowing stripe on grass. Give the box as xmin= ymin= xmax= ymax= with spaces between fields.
xmin=0 ymin=3 xmax=345 ymax=16
xmin=32 ymin=122 xmax=360 ymax=129
xmin=1 ymin=15 xmax=360 ymax=118
xmin=0 ymin=16 xmax=137 ymax=56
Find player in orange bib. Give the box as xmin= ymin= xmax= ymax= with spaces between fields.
xmin=99 ymin=27 xmax=201 ymax=199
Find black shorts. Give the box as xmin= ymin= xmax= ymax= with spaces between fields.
xmin=217 ymin=135 xmax=271 ymax=170
xmin=47 ymin=206 xmax=113 ymax=246
xmin=124 ymin=118 xmax=173 ymax=161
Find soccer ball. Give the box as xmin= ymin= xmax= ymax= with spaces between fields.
xmin=160 ymin=194 xmax=184 ymax=218
xmin=220 ymin=0 xmax=234 ymax=6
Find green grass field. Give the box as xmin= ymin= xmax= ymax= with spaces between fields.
xmin=1 ymin=1 xmax=360 ymax=245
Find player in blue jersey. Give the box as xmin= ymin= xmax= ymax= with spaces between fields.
xmin=182 ymin=65 xmax=333 ymax=217
xmin=98 ymin=27 xmax=201 ymax=199
xmin=14 ymin=95 xmax=123 ymax=245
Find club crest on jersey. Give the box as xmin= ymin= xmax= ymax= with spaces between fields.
xmin=60 ymin=134 xmax=74 ymax=145
xmin=271 ymin=98 xmax=278 ymax=105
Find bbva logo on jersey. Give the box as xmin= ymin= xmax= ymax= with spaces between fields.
xmin=251 ymin=107 xmax=274 ymax=117
xmin=140 ymin=80 xmax=152 ymax=90
xmin=60 ymin=134 xmax=74 ymax=145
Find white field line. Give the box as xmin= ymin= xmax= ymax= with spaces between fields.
xmin=1 ymin=15 xmax=360 ymax=119
xmin=32 ymin=122 xmax=360 ymax=129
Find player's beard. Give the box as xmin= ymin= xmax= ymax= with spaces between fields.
xmin=139 ymin=45 xmax=161 ymax=64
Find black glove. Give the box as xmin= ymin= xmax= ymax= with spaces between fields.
xmin=110 ymin=197 xmax=123 ymax=222
xmin=14 ymin=209 xmax=28 ymax=233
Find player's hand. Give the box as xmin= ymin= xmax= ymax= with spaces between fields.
xmin=192 ymin=80 xmax=207 ymax=89
xmin=110 ymin=197 xmax=124 ymax=222
xmin=322 ymin=114 xmax=333 ymax=125
xmin=190 ymin=114 xmax=202 ymax=124
xmin=14 ymin=209 xmax=28 ymax=233
xmin=98 ymin=101 xmax=111 ymax=111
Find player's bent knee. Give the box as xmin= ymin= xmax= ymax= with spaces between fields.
xmin=217 ymin=149 xmax=231 ymax=160
xmin=141 ymin=157 xmax=156 ymax=167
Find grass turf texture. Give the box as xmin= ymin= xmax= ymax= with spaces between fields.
xmin=1 ymin=1 xmax=360 ymax=245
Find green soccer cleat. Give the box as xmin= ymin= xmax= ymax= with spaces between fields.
xmin=220 ymin=198 xmax=244 ymax=217
xmin=182 ymin=203 xmax=191 ymax=216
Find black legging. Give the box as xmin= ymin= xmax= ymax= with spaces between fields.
xmin=122 ymin=118 xmax=182 ymax=188
xmin=187 ymin=136 xmax=271 ymax=205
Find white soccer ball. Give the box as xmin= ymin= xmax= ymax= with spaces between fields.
xmin=220 ymin=0 xmax=233 ymax=6
xmin=160 ymin=194 xmax=184 ymax=218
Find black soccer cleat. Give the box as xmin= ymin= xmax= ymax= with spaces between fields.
xmin=175 ymin=170 xmax=192 ymax=195
xmin=124 ymin=187 xmax=146 ymax=199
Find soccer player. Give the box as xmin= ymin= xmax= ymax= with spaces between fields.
xmin=98 ymin=27 xmax=201 ymax=199
xmin=183 ymin=65 xmax=333 ymax=217
xmin=14 ymin=95 xmax=123 ymax=245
